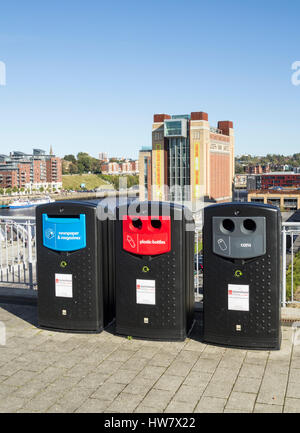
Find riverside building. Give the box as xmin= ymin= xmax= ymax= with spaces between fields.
xmin=139 ymin=111 xmax=235 ymax=204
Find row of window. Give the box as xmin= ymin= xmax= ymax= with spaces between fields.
xmin=153 ymin=131 xmax=163 ymax=140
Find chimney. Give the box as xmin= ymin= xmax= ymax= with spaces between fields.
xmin=191 ymin=112 xmax=208 ymax=121
xmin=218 ymin=121 xmax=233 ymax=136
xmin=153 ymin=114 xmax=171 ymax=123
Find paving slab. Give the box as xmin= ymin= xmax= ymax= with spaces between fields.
xmin=0 ymin=301 xmax=299 ymax=413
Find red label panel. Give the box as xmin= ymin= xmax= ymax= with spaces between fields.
xmin=123 ymin=215 xmax=171 ymax=255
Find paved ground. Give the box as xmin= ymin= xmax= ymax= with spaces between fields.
xmin=0 ymin=302 xmax=299 ymax=413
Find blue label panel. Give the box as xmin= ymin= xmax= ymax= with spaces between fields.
xmin=42 ymin=214 xmax=86 ymax=251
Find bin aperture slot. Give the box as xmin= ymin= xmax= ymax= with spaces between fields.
xmin=212 ymin=216 xmax=266 ymax=259
xmin=42 ymin=213 xmax=86 ymax=252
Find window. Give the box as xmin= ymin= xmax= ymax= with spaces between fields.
xmin=165 ymin=121 xmax=182 ymax=137
xmin=153 ymin=132 xmax=162 ymax=140
xmin=167 ymin=137 xmax=190 ymax=201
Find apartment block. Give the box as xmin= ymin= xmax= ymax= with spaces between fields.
xmin=101 ymin=160 xmax=139 ymax=175
xmin=0 ymin=149 xmax=62 ymax=190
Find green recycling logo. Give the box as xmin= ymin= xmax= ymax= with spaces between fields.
xmin=60 ymin=261 xmax=68 ymax=269
xmin=234 ymin=270 xmax=243 ymax=278
xmin=142 ymin=266 xmax=150 ymax=273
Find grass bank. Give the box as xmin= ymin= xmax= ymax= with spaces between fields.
xmin=62 ymin=174 xmax=112 ymax=190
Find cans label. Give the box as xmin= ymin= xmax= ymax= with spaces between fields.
xmin=136 ymin=279 xmax=155 ymax=305
xmin=55 ymin=273 xmax=73 ymax=298
xmin=228 ymin=284 xmax=249 ymax=311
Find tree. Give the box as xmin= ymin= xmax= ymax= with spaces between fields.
xmin=64 ymin=154 xmax=76 ymax=164
xmin=77 ymin=153 xmax=92 ymax=173
xmin=69 ymin=163 xmax=79 ymax=174
xmin=91 ymin=158 xmax=102 ymax=174
xmin=77 ymin=162 xmax=85 ymax=174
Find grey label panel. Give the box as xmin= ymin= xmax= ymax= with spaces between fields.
xmin=212 ymin=216 xmax=266 ymax=259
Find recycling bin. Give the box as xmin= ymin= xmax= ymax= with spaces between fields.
xmin=203 ymin=202 xmax=281 ymax=350
xmin=36 ymin=200 xmax=115 ymax=333
xmin=115 ymin=201 xmax=195 ymax=341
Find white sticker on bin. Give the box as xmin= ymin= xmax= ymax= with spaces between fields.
xmin=55 ymin=274 xmax=73 ymax=298
xmin=136 ymin=279 xmax=155 ymax=305
xmin=228 ymin=284 xmax=249 ymax=311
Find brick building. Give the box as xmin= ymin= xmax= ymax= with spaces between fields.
xmin=0 ymin=149 xmax=62 ymax=191
xmin=101 ymin=161 xmax=139 ymax=175
xmin=245 ymin=164 xmax=270 ymax=174
xmin=139 ymin=111 xmax=235 ymax=203
xmin=247 ymin=172 xmax=300 ymax=191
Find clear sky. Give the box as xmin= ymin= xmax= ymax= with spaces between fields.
xmin=0 ymin=0 xmax=299 ymax=159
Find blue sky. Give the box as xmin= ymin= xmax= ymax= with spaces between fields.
xmin=0 ymin=0 xmax=299 ymax=159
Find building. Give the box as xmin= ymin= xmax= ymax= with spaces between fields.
xmin=248 ymin=190 xmax=300 ymax=211
xmin=101 ymin=162 xmax=120 ymax=175
xmin=139 ymin=111 xmax=235 ymax=203
xmin=99 ymin=152 xmax=108 ymax=161
xmin=244 ymin=164 xmax=270 ymax=174
xmin=46 ymin=156 xmax=62 ymax=184
xmin=0 ymin=149 xmax=62 ymax=191
xmin=132 ymin=160 xmax=139 ymax=173
xmin=247 ymin=172 xmax=300 ymax=191
xmin=234 ymin=174 xmax=247 ymax=188
xmin=101 ymin=160 xmax=139 ymax=175
xmin=139 ymin=147 xmax=152 ymax=200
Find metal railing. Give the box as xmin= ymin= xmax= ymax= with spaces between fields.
xmin=194 ymin=229 xmax=203 ymax=298
xmin=282 ymin=222 xmax=300 ymax=306
xmin=0 ymin=216 xmax=36 ymax=289
xmin=1 ymin=216 xmax=299 ymax=307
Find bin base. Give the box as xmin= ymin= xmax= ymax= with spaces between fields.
xmin=38 ymin=323 xmax=103 ymax=334
xmin=115 ymin=320 xmax=195 ymax=342
xmin=202 ymin=331 xmax=282 ymax=351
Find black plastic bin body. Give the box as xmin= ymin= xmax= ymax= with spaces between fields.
xmin=203 ymin=202 xmax=281 ymax=350
xmin=36 ymin=200 xmax=115 ymax=333
xmin=115 ymin=201 xmax=195 ymax=341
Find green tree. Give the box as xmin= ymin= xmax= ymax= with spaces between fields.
xmin=77 ymin=153 xmax=92 ymax=173
xmin=64 ymin=154 xmax=76 ymax=163
xmin=77 ymin=162 xmax=85 ymax=174
xmin=69 ymin=162 xmax=79 ymax=174
xmin=91 ymin=158 xmax=102 ymax=174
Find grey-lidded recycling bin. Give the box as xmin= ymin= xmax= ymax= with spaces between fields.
xmin=36 ymin=200 xmax=115 ymax=333
xmin=203 ymin=202 xmax=281 ymax=350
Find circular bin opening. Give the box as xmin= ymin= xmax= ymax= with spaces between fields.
xmin=222 ymin=218 xmax=235 ymax=233
xmin=151 ymin=219 xmax=162 ymax=229
xmin=243 ymin=218 xmax=256 ymax=232
xmin=131 ymin=218 xmax=143 ymax=229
